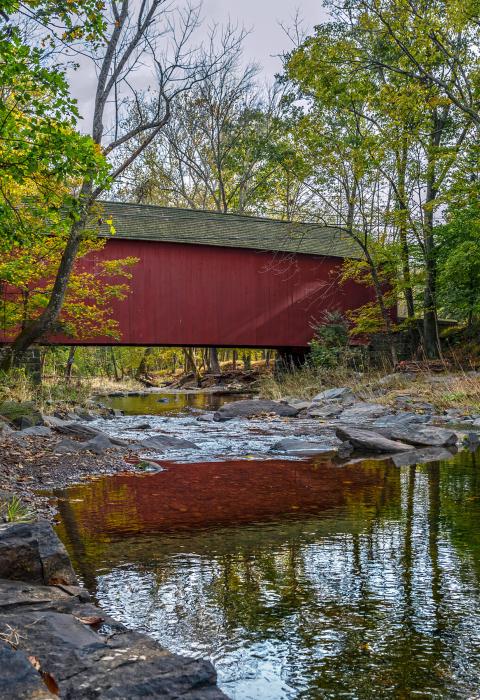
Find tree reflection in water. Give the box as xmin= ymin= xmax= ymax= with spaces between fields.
xmin=54 ymin=450 xmax=480 ymax=699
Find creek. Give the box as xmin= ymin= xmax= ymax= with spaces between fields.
xmin=51 ymin=393 xmax=480 ymax=699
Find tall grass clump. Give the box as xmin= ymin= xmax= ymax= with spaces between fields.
xmin=0 ymin=368 xmax=92 ymax=412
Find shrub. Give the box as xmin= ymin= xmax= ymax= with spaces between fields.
xmin=309 ymin=312 xmax=349 ymax=368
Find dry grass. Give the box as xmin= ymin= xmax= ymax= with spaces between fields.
xmin=0 ymin=369 xmax=92 ymax=411
xmin=0 ymin=370 xmax=149 ymax=413
xmin=373 ymin=372 xmax=480 ymax=412
xmin=259 ymin=365 xmax=480 ymax=413
xmin=88 ymin=376 xmax=145 ymax=395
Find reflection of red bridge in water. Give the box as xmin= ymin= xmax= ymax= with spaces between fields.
xmin=56 ymin=457 xmax=400 ymax=537
xmin=2 ymin=202 xmax=381 ymax=350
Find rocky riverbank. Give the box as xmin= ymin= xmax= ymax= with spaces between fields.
xmin=0 ymin=519 xmax=227 ymax=699
xmin=1 ymin=380 xmax=480 ymax=698
xmin=1 ymin=381 xmax=480 ymax=523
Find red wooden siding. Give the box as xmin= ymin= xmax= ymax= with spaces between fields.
xmin=1 ymin=239 xmax=380 ymax=348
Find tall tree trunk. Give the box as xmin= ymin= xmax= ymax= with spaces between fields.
xmin=183 ymin=347 xmax=201 ymax=386
xmin=423 ymin=113 xmax=441 ymax=359
xmin=397 ymin=139 xmax=416 ymax=321
xmin=136 ymin=347 xmax=153 ymax=379
xmin=65 ymin=346 xmax=76 ymax=382
xmin=364 ymin=248 xmax=398 ymax=367
xmin=0 ymin=183 xmax=93 ymax=371
xmin=110 ymin=347 xmax=120 ymax=381
xmin=209 ymin=347 xmax=221 ymax=374
xmin=346 ymin=180 xmax=398 ymax=366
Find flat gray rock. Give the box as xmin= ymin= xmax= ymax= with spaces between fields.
xmin=0 ymin=641 xmax=56 ymax=699
xmin=214 ymin=399 xmax=299 ymax=422
xmin=0 ymin=610 xmax=226 ymax=699
xmin=53 ymin=421 xmax=102 ymax=440
xmin=139 ymin=435 xmax=198 ymax=451
xmin=196 ymin=413 xmax=216 ymax=422
xmin=339 ymin=403 xmax=389 ymax=422
xmin=0 ymin=579 xmax=90 ymax=611
xmin=307 ymin=402 xmax=343 ymax=419
xmin=53 ymin=422 xmax=128 ymax=447
xmin=390 ymin=426 xmax=458 ymax=447
xmin=270 ymin=437 xmax=340 ymax=455
xmin=371 ymin=413 xmax=429 ymax=429
xmin=391 ymin=447 xmax=455 ymax=467
xmin=311 ymin=387 xmax=355 ymax=404
xmin=0 ymin=421 xmax=14 ymax=436
xmin=54 ymin=434 xmax=115 ymax=455
xmin=19 ymin=426 xmax=53 ymax=437
xmin=336 ymin=426 xmax=413 ymax=453
xmin=41 ymin=414 xmax=69 ymax=429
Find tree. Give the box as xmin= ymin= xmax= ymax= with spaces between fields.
xmin=352 ymin=0 xmax=480 ymax=128
xmin=116 ymin=54 xmax=295 ymax=217
xmin=436 ymin=146 xmax=480 ymax=326
xmin=0 ymin=228 xmax=137 ymax=341
xmin=283 ymin=1 xmax=477 ymax=358
xmin=1 ymin=1 xmax=242 ymax=369
xmin=0 ymin=4 xmax=107 ymax=250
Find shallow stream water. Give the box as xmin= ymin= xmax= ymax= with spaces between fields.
xmin=52 ymin=393 xmax=480 ymax=699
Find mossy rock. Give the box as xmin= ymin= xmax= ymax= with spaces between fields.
xmin=0 ymin=401 xmax=44 ymax=429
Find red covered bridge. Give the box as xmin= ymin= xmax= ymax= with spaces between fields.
xmin=4 ymin=202 xmax=378 ymax=350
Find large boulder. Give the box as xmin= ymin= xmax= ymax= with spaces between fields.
xmin=270 ymin=437 xmax=341 ymax=456
xmin=214 ymin=399 xmax=299 ymax=422
xmin=18 ymin=426 xmax=52 ymax=437
xmin=0 ymin=610 xmax=226 ymax=699
xmin=54 ymin=433 xmax=114 ymax=455
xmin=335 ymin=426 xmax=413 ymax=453
xmin=0 ymin=520 xmax=78 ymax=586
xmin=307 ymin=402 xmax=344 ymax=419
xmin=389 ymin=426 xmax=458 ymax=447
xmin=53 ymin=422 xmax=128 ymax=447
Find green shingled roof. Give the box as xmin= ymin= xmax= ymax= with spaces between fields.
xmin=95 ymin=201 xmax=361 ymax=259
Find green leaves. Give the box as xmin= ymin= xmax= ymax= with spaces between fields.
xmin=0 ymin=16 xmax=109 ymax=248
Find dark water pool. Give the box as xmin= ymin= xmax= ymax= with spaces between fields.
xmin=103 ymin=391 xmax=252 ymax=416
xmin=54 ymin=449 xmax=480 ymax=699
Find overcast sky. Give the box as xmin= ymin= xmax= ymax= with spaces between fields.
xmin=200 ymin=0 xmax=326 ymax=75
xmin=70 ymin=0 xmax=327 ymax=127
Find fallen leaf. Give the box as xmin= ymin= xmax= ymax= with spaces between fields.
xmin=48 ymin=577 xmax=71 ymax=586
xmin=28 ymin=657 xmax=60 ymax=695
xmin=42 ymin=671 xmax=60 ymax=695
xmin=74 ymin=615 xmax=104 ymax=626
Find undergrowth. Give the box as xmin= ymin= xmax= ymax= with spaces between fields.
xmin=0 ymin=369 xmax=146 ymax=412
xmin=0 ymin=368 xmax=92 ymax=411
xmin=259 ymin=364 xmax=480 ymax=412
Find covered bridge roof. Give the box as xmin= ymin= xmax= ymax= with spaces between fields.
xmin=96 ymin=201 xmax=361 ymax=259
